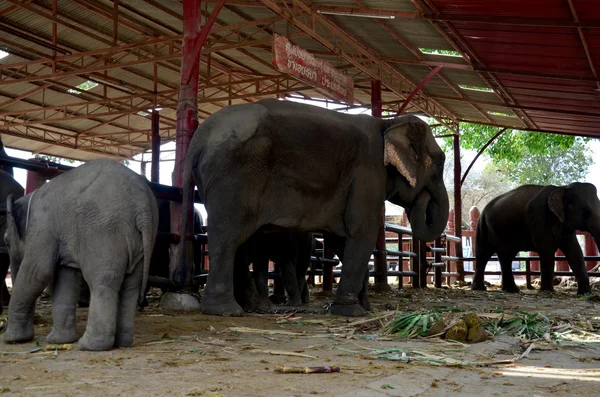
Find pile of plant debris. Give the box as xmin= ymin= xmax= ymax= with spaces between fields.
xmin=381 ymin=308 xmax=600 ymax=344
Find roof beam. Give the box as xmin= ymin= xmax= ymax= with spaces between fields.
xmin=413 ymin=0 xmax=537 ymax=131
xmin=258 ymin=0 xmax=458 ymax=132
xmin=567 ymin=0 xmax=600 ymax=90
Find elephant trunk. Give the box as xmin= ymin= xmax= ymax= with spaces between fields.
xmin=408 ymin=181 xmax=449 ymax=242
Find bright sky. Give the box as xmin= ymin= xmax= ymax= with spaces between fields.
xmin=5 ymin=97 xmax=600 ymax=219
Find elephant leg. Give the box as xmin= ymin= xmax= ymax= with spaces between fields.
xmin=46 ymin=267 xmax=81 ymax=344
xmin=251 ymin=252 xmax=271 ymax=309
xmin=4 ymin=241 xmax=57 ymax=344
xmin=330 ymin=228 xmax=379 ymax=317
xmin=358 ymin=267 xmax=372 ymax=311
xmin=233 ymin=247 xmax=266 ymax=311
xmin=201 ymin=221 xmax=253 ymax=316
xmin=560 ymin=236 xmax=590 ymax=295
xmin=498 ymin=252 xmax=520 ymax=293
xmin=78 ymin=267 xmax=125 ymax=351
xmin=115 ymin=260 xmax=144 ymax=348
xmin=280 ymin=259 xmax=302 ymax=306
xmin=536 ymin=252 xmax=557 ymax=292
xmin=472 ymin=246 xmax=494 ymax=291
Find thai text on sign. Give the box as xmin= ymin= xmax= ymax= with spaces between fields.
xmin=272 ymin=34 xmax=354 ymax=104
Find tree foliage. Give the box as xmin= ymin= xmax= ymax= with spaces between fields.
xmin=497 ymin=138 xmax=592 ymax=186
xmin=34 ymin=154 xmax=75 ymax=164
xmin=432 ymin=121 xmax=593 ymax=186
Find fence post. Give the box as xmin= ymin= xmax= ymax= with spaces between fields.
xmin=447 ymin=209 xmax=456 ymax=274
xmin=585 ymin=233 xmax=598 ymax=270
xmin=434 ymin=238 xmax=442 ymax=288
xmin=401 ymin=211 xmax=409 ymax=286
xmin=555 ymin=248 xmax=569 ymax=271
xmin=419 ymin=240 xmax=428 ymax=288
xmin=411 ymin=236 xmax=421 ymax=288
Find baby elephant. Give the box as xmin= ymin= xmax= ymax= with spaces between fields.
xmin=472 ymin=182 xmax=600 ymax=295
xmin=4 ymin=159 xmax=158 ymax=351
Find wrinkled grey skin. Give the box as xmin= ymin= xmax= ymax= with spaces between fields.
xmin=4 ymin=159 xmax=158 ymax=351
xmin=472 ymin=182 xmax=600 ymax=295
xmin=235 ymin=233 xmax=313 ymax=311
xmin=176 ymin=99 xmax=449 ymax=317
xmin=0 ymin=170 xmax=24 ymax=314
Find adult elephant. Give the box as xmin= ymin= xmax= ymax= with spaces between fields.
xmin=176 ymin=99 xmax=449 ymax=317
xmin=0 ymin=170 xmax=25 ymax=314
xmin=472 ymin=183 xmax=600 ymax=295
xmin=3 ymin=160 xmax=158 ymax=351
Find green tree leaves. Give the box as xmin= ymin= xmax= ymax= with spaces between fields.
xmin=434 ymin=121 xmax=593 ymax=186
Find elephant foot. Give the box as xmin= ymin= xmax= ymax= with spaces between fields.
xmin=46 ymin=327 xmax=77 ymax=345
xmin=244 ymin=296 xmax=269 ymax=312
xmin=502 ymin=284 xmax=521 ymax=293
xmin=78 ymin=332 xmax=115 ymax=351
xmin=471 ymin=281 xmax=486 ymax=291
xmin=285 ymin=297 xmax=303 ymax=307
xmin=372 ymin=282 xmax=392 ymax=293
xmin=329 ymin=303 xmax=366 ymax=317
xmin=358 ymin=295 xmax=373 ymax=311
xmin=114 ymin=332 xmax=134 ymax=348
xmin=201 ymin=298 xmax=243 ymax=317
xmin=577 ymin=287 xmax=591 ymax=297
xmin=269 ymin=294 xmax=287 ymax=305
xmin=3 ymin=314 xmax=34 ymax=344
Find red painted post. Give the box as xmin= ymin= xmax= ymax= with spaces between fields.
xmin=585 ymin=233 xmax=598 ymax=270
xmin=169 ymin=0 xmax=203 ymax=290
xmin=371 ymin=79 xmax=391 ymax=292
xmin=453 ymin=133 xmax=464 ymax=281
xmin=151 ymin=110 xmax=160 ymax=183
xmin=530 ymin=251 xmax=540 ymax=280
xmin=25 ymin=158 xmax=48 ymax=193
xmin=555 ymin=248 xmax=569 ymax=272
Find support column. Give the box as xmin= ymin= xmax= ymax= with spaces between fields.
xmin=26 ymin=158 xmax=48 ymax=193
xmin=169 ymin=0 xmax=203 ymax=294
xmin=453 ymin=132 xmax=464 ymax=281
xmin=371 ymin=80 xmax=391 ymax=292
xmin=151 ymin=110 xmax=161 ymax=183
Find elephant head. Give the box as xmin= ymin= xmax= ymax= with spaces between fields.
xmin=548 ymin=182 xmax=600 ymax=248
xmin=4 ymin=194 xmax=26 ymax=281
xmin=382 ymin=115 xmax=449 ymax=242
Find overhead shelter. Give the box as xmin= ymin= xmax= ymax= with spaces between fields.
xmin=0 ymin=0 xmax=597 ymax=161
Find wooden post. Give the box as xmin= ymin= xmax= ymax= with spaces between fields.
xmin=585 ymin=233 xmax=598 ymax=270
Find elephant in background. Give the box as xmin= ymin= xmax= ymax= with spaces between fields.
xmin=176 ymin=99 xmax=449 ymax=317
xmin=234 ymin=232 xmax=313 ymax=311
xmin=4 ymin=159 xmax=158 ymax=351
xmin=472 ymin=182 xmax=600 ymax=295
xmin=0 ymin=170 xmax=24 ymax=314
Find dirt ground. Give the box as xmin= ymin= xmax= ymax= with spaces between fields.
xmin=2 ymin=283 xmax=600 ymax=397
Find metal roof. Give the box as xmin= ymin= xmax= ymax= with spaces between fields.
xmin=0 ymin=0 xmax=598 ymax=160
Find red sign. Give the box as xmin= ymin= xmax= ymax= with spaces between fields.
xmin=272 ymin=34 xmax=354 ymax=104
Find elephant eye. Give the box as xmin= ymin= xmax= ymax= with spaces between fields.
xmin=409 ymin=142 xmax=418 ymax=158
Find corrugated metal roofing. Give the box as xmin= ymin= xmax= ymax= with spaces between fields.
xmin=0 ymin=0 xmax=597 ymax=161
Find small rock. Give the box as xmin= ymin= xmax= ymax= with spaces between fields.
xmin=160 ymin=292 xmax=201 ymax=312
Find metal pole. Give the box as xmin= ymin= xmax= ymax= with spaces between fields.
xmin=371 ymin=80 xmax=391 ymax=292
xmin=170 ymin=0 xmax=203 ymax=290
xmin=151 ymin=110 xmax=161 ymax=183
xmin=453 ymin=131 xmax=464 ymax=281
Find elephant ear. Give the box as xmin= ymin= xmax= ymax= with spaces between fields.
xmin=548 ymin=187 xmax=566 ymax=223
xmin=383 ymin=117 xmax=426 ymax=188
